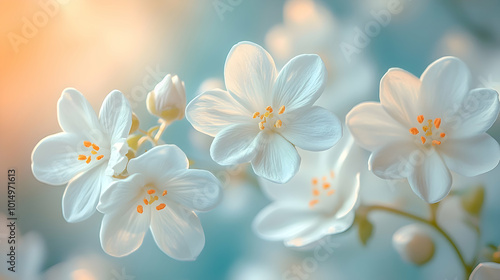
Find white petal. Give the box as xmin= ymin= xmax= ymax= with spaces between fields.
xmin=186 ymin=89 xmax=250 ymax=137
xmin=62 ymin=166 xmax=109 ymax=223
xmin=150 ymin=203 xmax=205 ymax=261
xmin=285 ymin=212 xmax=355 ymax=248
xmin=57 ymin=88 xmax=103 ymax=138
xmin=346 ymin=102 xmax=410 ymax=151
xmin=272 ymin=54 xmax=327 ymax=112
xmin=280 ymin=106 xmax=341 ymax=151
xmin=31 ymin=132 xmax=90 ymax=185
xmin=380 ymin=68 xmax=421 ymax=126
xmin=419 ymin=56 xmax=471 ymax=117
xmin=251 ymin=132 xmax=300 ymax=183
xmin=408 ymin=150 xmax=451 ymax=203
xmin=100 ymin=203 xmax=150 ymax=257
xmin=99 ymin=90 xmax=132 ymax=141
xmin=470 ymin=262 xmax=500 ymax=280
xmin=105 ymin=138 xmax=129 ymax=176
xmin=369 ymin=141 xmax=419 ymax=179
xmin=210 ymin=123 xmax=259 ymax=166
xmin=162 ymin=169 xmax=222 ymax=211
xmin=97 ymin=173 xmax=147 ymax=213
xmin=224 ymin=41 xmax=277 ymax=110
xmin=440 ymin=134 xmax=500 ymax=177
xmin=127 ymin=145 xmax=188 ymax=177
xmin=331 ymin=173 xmax=360 ymax=218
xmin=447 ymin=88 xmax=500 ymax=139
xmin=252 ymin=203 xmax=318 ymax=241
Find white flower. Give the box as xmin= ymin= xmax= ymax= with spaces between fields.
xmin=470 ymin=262 xmax=500 ymax=280
xmin=186 ymin=41 xmax=342 ymax=183
xmin=392 ymin=224 xmax=435 ymax=265
xmin=147 ymin=74 xmax=186 ymax=122
xmin=97 ymin=145 xmax=222 ymax=260
xmin=347 ymin=56 xmax=500 ymax=203
xmin=31 ymin=89 xmax=131 ymax=222
xmin=252 ymin=133 xmax=360 ymax=247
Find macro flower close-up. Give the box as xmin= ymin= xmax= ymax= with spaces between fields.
xmin=186 ymin=41 xmax=342 ymax=183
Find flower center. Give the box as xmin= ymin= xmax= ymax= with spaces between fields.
xmin=136 ymin=184 xmax=168 ymax=214
xmin=77 ymin=141 xmax=104 ymax=164
xmin=308 ymin=170 xmax=336 ymax=208
xmin=409 ymin=115 xmax=446 ymax=146
xmin=252 ymin=105 xmax=285 ymax=130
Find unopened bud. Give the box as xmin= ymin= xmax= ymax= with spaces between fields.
xmin=146 ymin=74 xmax=186 ymax=122
xmin=392 ymin=224 xmax=435 ymax=265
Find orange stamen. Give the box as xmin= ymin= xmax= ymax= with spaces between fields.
xmin=330 ymin=171 xmax=335 ymax=178
xmin=260 ymin=114 xmax=264 ymax=120
xmin=156 ymin=203 xmax=166 ymax=211
xmin=86 ymin=156 xmax=91 ymax=164
xmin=252 ymin=112 xmax=260 ymax=118
xmin=266 ymin=106 xmax=273 ymax=112
xmin=78 ymin=155 xmax=87 ymax=160
xmin=162 ymin=190 xmax=167 ymax=196
xmin=147 ymin=189 xmax=155 ymax=195
xmin=143 ymin=199 xmax=149 ymax=205
xmin=92 ymin=144 xmax=100 ymax=151
xmin=278 ymin=105 xmax=285 ymax=114
xmin=409 ymin=127 xmax=419 ymax=135
xmin=91 ymin=150 xmax=97 ymax=155
xmin=312 ymin=178 xmax=318 ymax=185
xmin=96 ymin=155 xmax=104 ymax=160
xmin=421 ymin=136 xmax=426 ymax=144
xmin=274 ymin=120 xmax=282 ymax=128
xmin=322 ymin=176 xmax=327 ymax=181
xmin=323 ymin=182 xmax=330 ymax=189
xmin=432 ymin=140 xmax=441 ymax=146
xmin=83 ymin=141 xmax=91 ymax=147
xmin=259 ymin=122 xmax=265 ymax=130
xmin=440 ymin=133 xmax=446 ymax=138
xmin=137 ymin=205 xmax=143 ymax=214
xmin=312 ymin=189 xmax=320 ymax=196
xmin=434 ymin=118 xmax=441 ymax=129
xmin=309 ymin=199 xmax=319 ymax=208
xmin=417 ymin=115 xmax=424 ymax=123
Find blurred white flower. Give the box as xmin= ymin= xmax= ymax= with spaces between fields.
xmin=0 ymin=230 xmax=46 ymax=280
xmin=186 ymin=41 xmax=342 ymax=183
xmin=469 ymin=262 xmax=500 ymax=280
xmin=97 ymin=145 xmax=221 ymax=260
xmin=252 ymin=133 xmax=360 ymax=247
xmin=43 ymin=253 xmax=117 ymax=280
xmin=347 ymin=56 xmax=500 ymax=203
xmin=147 ymin=74 xmax=186 ymax=122
xmin=392 ymin=224 xmax=435 ymax=265
xmin=32 ymin=89 xmax=131 ymax=222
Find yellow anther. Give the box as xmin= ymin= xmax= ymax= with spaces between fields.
xmin=156 ymin=203 xmax=166 ymax=211
xmin=91 ymin=150 xmax=97 ymax=155
xmin=312 ymin=178 xmax=318 ymax=185
xmin=264 ymin=111 xmax=270 ymax=118
xmin=83 ymin=141 xmax=92 ymax=147
xmin=417 ymin=115 xmax=424 ymax=123
xmin=78 ymin=155 xmax=87 ymax=160
xmin=423 ymin=126 xmax=428 ymax=132
xmin=268 ymin=113 xmax=274 ymax=118
xmin=327 ymin=190 xmax=335 ymax=196
xmin=440 ymin=133 xmax=446 ymax=138
xmin=154 ymin=195 xmax=158 ymax=201
xmin=409 ymin=127 xmax=419 ymax=135
xmin=425 ymin=131 xmax=432 ymax=137
xmin=421 ymin=136 xmax=426 ymax=144
xmin=312 ymin=189 xmax=320 ymax=196
xmin=309 ymin=199 xmax=319 ymax=208
xmin=274 ymin=119 xmax=282 ymax=128
xmin=92 ymin=144 xmax=100 ymax=151
xmin=162 ymin=190 xmax=167 ymax=196
xmin=147 ymin=189 xmax=155 ymax=195
xmin=432 ymin=140 xmax=441 ymax=146
xmin=259 ymin=122 xmax=265 ymax=130
xmin=278 ymin=105 xmax=285 ymax=114
xmin=323 ymin=182 xmax=330 ymax=190
xmin=266 ymin=106 xmax=273 ymax=112
xmin=252 ymin=112 xmax=260 ymax=118
xmin=137 ymin=205 xmax=143 ymax=214
xmin=260 ymin=115 xmax=264 ymax=120
xmin=86 ymin=156 xmax=91 ymax=164
xmin=96 ymin=155 xmax=104 ymax=160
xmin=434 ymin=118 xmax=441 ymax=129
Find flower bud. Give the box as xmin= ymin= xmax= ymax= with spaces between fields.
xmin=129 ymin=112 xmax=140 ymax=134
xmin=392 ymin=224 xmax=435 ymax=265
xmin=147 ymin=74 xmax=186 ymax=122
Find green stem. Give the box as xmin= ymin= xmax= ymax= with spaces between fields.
xmin=362 ymin=205 xmax=473 ymax=278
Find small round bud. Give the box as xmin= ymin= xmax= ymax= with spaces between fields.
xmin=146 ymin=74 xmax=186 ymax=122
xmin=392 ymin=224 xmax=435 ymax=265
